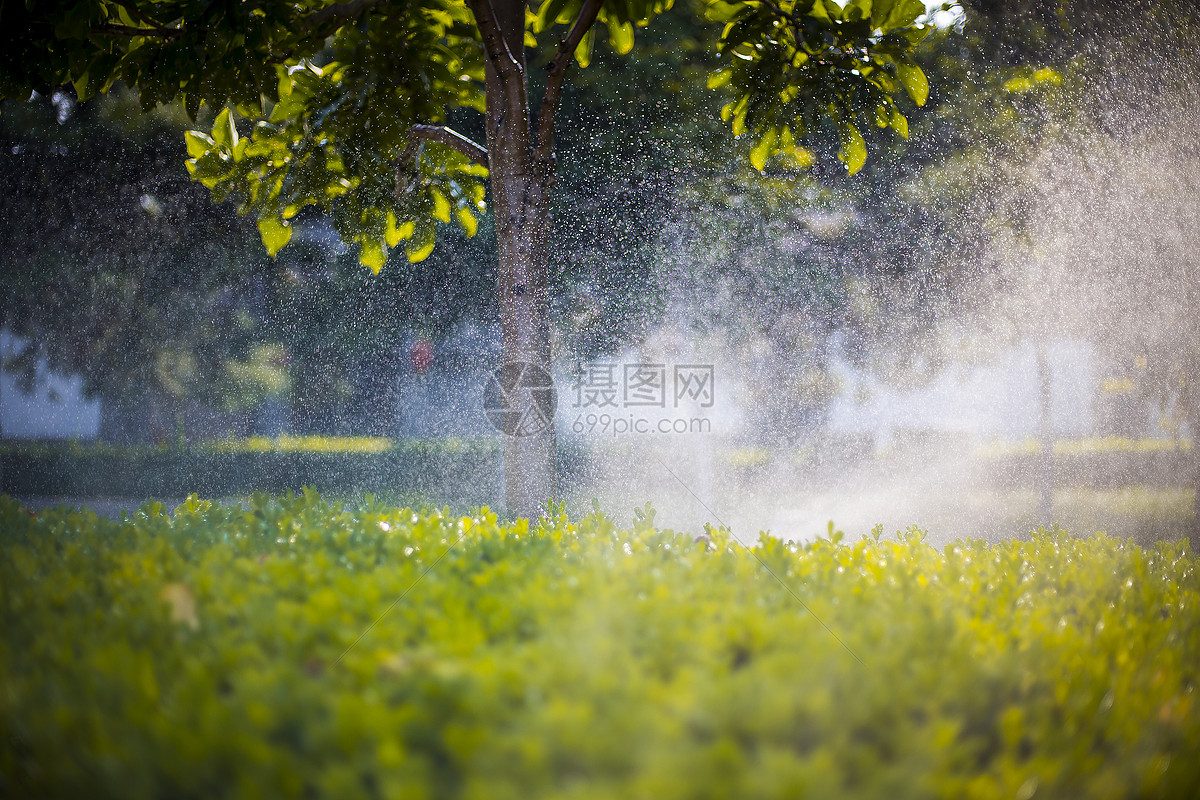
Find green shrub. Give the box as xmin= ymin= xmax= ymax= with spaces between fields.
xmin=1 ymin=438 xmax=590 ymax=502
xmin=1 ymin=493 xmax=1197 ymax=799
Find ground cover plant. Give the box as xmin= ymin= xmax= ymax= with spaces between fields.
xmin=2 ymin=491 xmax=1197 ymax=798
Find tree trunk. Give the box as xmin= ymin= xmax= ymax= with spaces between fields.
xmin=1035 ymin=343 xmax=1054 ymax=529
xmin=1189 ymin=421 xmax=1200 ymax=552
xmin=478 ymin=0 xmax=557 ymax=519
xmin=0 ymin=360 xmax=4 ymax=496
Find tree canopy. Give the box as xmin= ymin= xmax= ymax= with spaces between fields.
xmin=1 ymin=0 xmax=931 ymax=270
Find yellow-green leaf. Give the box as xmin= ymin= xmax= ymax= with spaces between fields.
xmin=456 ymin=206 xmax=478 ymax=238
xmin=607 ymin=18 xmax=634 ymax=54
xmin=357 ymin=239 xmax=386 ymax=273
xmin=257 ymin=215 xmax=291 ymax=257
xmin=779 ymin=126 xmax=814 ymax=168
xmin=890 ymin=108 xmax=909 ymax=139
xmin=277 ymin=68 xmax=292 ymax=99
xmin=1003 ymin=76 xmax=1033 ymax=93
xmin=361 ymin=239 xmax=387 ymax=273
xmin=1033 ymin=67 xmax=1062 ymax=84
xmin=895 ymin=61 xmax=928 ymax=106
xmin=431 ymin=189 xmax=452 ymax=223
xmin=406 ymin=223 xmax=436 ymax=263
xmin=212 ymin=108 xmax=237 ymax=148
xmin=574 ymin=27 xmax=595 ymax=68
xmin=731 ymin=104 xmax=747 ymax=137
xmin=707 ymin=69 xmax=733 ymax=90
xmin=184 ymin=131 xmax=215 ymax=159
xmin=749 ymin=127 xmax=777 ymax=172
xmin=385 ymin=212 xmax=414 ymax=248
xmin=837 ymin=121 xmax=867 ymax=175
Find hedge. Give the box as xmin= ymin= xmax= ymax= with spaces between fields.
xmin=1 ymin=492 xmax=1197 ymax=799
xmin=0 ymin=438 xmax=599 ymax=502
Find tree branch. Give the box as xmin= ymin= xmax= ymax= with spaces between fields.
xmin=465 ymin=0 xmax=522 ymax=79
xmin=400 ymin=124 xmax=489 ymax=167
xmin=533 ymin=0 xmax=603 ymax=182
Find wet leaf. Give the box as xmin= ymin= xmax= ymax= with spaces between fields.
xmin=838 ymin=121 xmax=867 ymax=175
xmin=257 ymin=215 xmax=291 ymax=257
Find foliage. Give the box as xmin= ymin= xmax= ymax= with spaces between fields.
xmin=2 ymin=491 xmax=1198 ymax=798
xmin=706 ymin=0 xmax=928 ymax=175
xmin=0 ymin=0 xmax=930 ymax=270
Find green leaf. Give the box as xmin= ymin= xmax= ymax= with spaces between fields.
xmin=895 ymin=60 xmax=927 ymax=106
xmin=749 ymin=127 xmax=777 ymax=172
xmin=872 ymin=0 xmax=922 ymax=31
xmin=184 ymin=131 xmax=216 ymax=159
xmin=889 ymin=107 xmax=908 ymax=139
xmin=535 ymin=0 xmax=571 ymax=33
xmin=606 ymin=18 xmax=634 ymax=54
xmin=361 ymin=239 xmax=387 ymax=273
xmin=385 ymin=212 xmax=414 ymax=248
xmin=190 ymin=152 xmax=232 ymax=188
xmin=431 ymin=189 xmax=452 ymax=223
xmin=257 ymin=216 xmax=291 ymax=257
xmin=406 ymin=222 xmax=436 ymax=263
xmin=837 ymin=121 xmax=867 ymax=175
xmin=808 ymin=0 xmax=835 ymax=23
xmin=845 ymin=0 xmax=872 ymax=23
xmin=706 ymin=1 xmax=742 ymax=23
xmin=456 ymin=206 xmax=478 ymax=238
xmin=212 ymin=108 xmax=238 ymax=148
xmin=574 ymin=26 xmax=595 ymax=68
xmin=707 ymin=68 xmax=733 ymax=90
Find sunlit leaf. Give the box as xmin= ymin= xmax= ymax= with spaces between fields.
xmin=606 ymin=18 xmax=634 ymax=54
xmin=431 ymin=189 xmax=452 ymax=223
xmin=385 ymin=212 xmax=414 ymax=248
xmin=212 ymin=107 xmax=237 ymax=148
xmin=456 ymin=206 xmax=478 ymax=238
xmin=361 ymin=239 xmax=387 ymax=273
xmin=749 ymin=127 xmax=777 ymax=172
xmin=184 ymin=131 xmax=215 ymax=159
xmin=406 ymin=222 xmax=436 ymax=262
xmin=574 ymin=26 xmax=595 ymax=68
xmin=838 ymin=121 xmax=867 ymax=175
xmin=896 ymin=60 xmax=928 ymax=106
xmin=257 ymin=215 xmax=291 ymax=257
xmin=707 ymin=68 xmax=733 ymax=90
